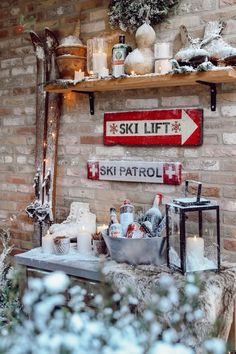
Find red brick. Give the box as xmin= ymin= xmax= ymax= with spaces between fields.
xmin=80 ymin=136 xmax=103 ymax=144
xmin=224 ymin=239 xmax=236 ymax=251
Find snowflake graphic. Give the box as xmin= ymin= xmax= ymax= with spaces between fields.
xmin=109 ymin=123 xmax=118 ymax=134
xmin=171 ymin=121 xmax=181 ymax=134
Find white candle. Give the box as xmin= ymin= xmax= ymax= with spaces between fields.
xmin=99 ymin=67 xmax=109 ymax=77
xmin=42 ymin=231 xmax=54 ymax=254
xmin=154 ymin=42 xmax=172 ymax=59
xmin=77 ymin=225 xmax=92 ymax=254
xmin=186 ymin=236 xmax=204 ymax=260
xmin=155 ymin=59 xmax=172 ymax=74
xmin=92 ymin=52 xmax=107 ymax=75
xmin=74 ymin=69 xmax=84 ymax=81
xmin=97 ymin=224 xmax=108 ymax=233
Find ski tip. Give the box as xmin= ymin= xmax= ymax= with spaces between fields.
xmin=45 ymin=27 xmax=59 ymax=47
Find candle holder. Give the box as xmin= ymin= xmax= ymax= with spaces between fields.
xmin=166 ymin=180 xmax=220 ymax=274
xmin=154 ymin=42 xmax=173 ymax=75
xmin=87 ymin=38 xmax=108 ymax=77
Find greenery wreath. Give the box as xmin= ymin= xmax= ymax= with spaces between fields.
xmin=108 ymin=0 xmax=181 ymax=33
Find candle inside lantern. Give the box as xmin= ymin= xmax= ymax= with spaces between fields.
xmin=92 ymin=52 xmax=107 ymax=75
xmin=42 ymin=230 xmax=54 ymax=254
xmin=74 ymin=69 xmax=84 ymax=81
xmin=186 ymin=236 xmax=204 ymax=260
xmin=77 ymin=225 xmax=92 ymax=254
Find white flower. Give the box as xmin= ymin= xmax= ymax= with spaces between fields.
xmin=203 ymin=338 xmax=226 ymax=354
xmin=43 ymin=271 xmax=70 ymax=293
xmin=185 ymin=284 xmax=199 ymax=298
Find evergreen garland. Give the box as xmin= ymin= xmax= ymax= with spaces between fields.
xmin=108 ymin=0 xmax=181 ymax=32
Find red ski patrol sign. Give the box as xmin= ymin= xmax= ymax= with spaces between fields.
xmin=104 ymin=109 xmax=203 ymax=146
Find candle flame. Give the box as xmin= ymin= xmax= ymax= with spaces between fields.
xmin=131 ymin=70 xmax=135 ymax=75
xmin=89 ymin=71 xmax=94 ymax=76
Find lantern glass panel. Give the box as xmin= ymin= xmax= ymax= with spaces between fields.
xmin=168 ymin=206 xmax=181 ymax=270
xmin=185 ymin=209 xmax=218 ymax=272
xmin=168 ymin=206 xmax=219 ymax=273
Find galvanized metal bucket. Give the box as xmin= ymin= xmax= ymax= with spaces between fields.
xmin=102 ymin=232 xmax=167 ymax=266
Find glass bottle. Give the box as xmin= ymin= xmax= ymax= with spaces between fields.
xmin=120 ymin=199 xmax=134 ymax=236
xmin=144 ymin=193 xmax=162 ymax=236
xmin=112 ymin=35 xmax=132 ymax=77
xmin=108 ymin=208 xmax=122 ymax=237
xmin=109 ymin=207 xmax=118 ymax=226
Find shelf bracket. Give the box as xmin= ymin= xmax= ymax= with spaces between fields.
xmin=72 ymin=91 xmax=95 ymax=115
xmin=196 ymin=80 xmax=216 ymax=111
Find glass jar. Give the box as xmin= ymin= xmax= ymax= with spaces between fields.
xmin=87 ymin=37 xmax=108 ymax=77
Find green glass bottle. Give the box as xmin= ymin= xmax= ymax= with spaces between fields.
xmin=112 ymin=35 xmax=131 ymax=77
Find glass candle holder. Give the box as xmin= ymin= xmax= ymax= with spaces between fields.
xmin=87 ymin=38 xmax=108 ymax=77
xmin=154 ymin=42 xmax=173 ymax=60
xmin=155 ymin=59 xmax=172 ymax=74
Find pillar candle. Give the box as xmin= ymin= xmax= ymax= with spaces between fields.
xmin=155 ymin=59 xmax=172 ymax=74
xmin=74 ymin=70 xmax=84 ymax=81
xmin=186 ymin=236 xmax=204 ymax=260
xmin=77 ymin=225 xmax=92 ymax=254
xmin=92 ymin=52 xmax=107 ymax=75
xmin=42 ymin=231 xmax=54 ymax=254
xmin=154 ymin=43 xmax=172 ymax=59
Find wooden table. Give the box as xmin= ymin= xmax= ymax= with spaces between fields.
xmin=15 ymin=248 xmax=236 ymax=352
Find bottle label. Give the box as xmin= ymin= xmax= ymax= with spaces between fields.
xmin=113 ymin=48 xmax=126 ymax=65
xmin=110 ymin=223 xmax=123 ymax=237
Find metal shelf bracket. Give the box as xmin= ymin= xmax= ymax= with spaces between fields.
xmin=196 ymin=80 xmax=217 ymax=111
xmin=73 ymin=91 xmax=95 ymax=115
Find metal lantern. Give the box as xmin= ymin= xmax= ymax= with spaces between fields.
xmin=166 ymin=180 xmax=220 ymax=274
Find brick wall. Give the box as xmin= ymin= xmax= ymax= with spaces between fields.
xmin=1 ymin=0 xmax=236 ymax=261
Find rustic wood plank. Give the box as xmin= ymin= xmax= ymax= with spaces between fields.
xmin=45 ymin=68 xmax=236 ymax=93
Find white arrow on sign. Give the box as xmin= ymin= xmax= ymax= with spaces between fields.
xmin=106 ymin=110 xmax=199 ymax=145
xmin=181 ymin=110 xmax=198 ymax=145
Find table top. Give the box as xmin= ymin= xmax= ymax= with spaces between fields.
xmin=14 ymin=246 xmax=236 ymax=349
xmin=14 ymin=246 xmax=106 ymax=282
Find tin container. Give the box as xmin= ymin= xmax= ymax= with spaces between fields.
xmin=102 ymin=231 xmax=166 ymax=266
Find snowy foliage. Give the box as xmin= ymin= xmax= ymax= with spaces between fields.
xmin=108 ymin=0 xmax=181 ymax=33
xmin=0 ymin=229 xmax=20 ymax=329
xmin=0 ymin=270 xmax=226 ymax=354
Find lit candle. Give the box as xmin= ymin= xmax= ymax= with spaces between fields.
xmin=92 ymin=52 xmax=107 ymax=75
xmin=42 ymin=230 xmax=54 ymax=254
xmin=154 ymin=42 xmax=172 ymax=59
xmin=97 ymin=224 xmax=108 ymax=233
xmin=130 ymin=70 xmax=135 ymax=76
xmin=99 ymin=67 xmax=109 ymax=77
xmin=74 ymin=69 xmax=84 ymax=81
xmin=186 ymin=236 xmax=204 ymax=260
xmin=77 ymin=225 xmax=92 ymax=254
xmin=155 ymin=59 xmax=172 ymax=74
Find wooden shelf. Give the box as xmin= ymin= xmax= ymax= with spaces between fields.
xmin=45 ymin=68 xmax=236 ymax=93
xmin=44 ymin=67 xmax=236 ymax=114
